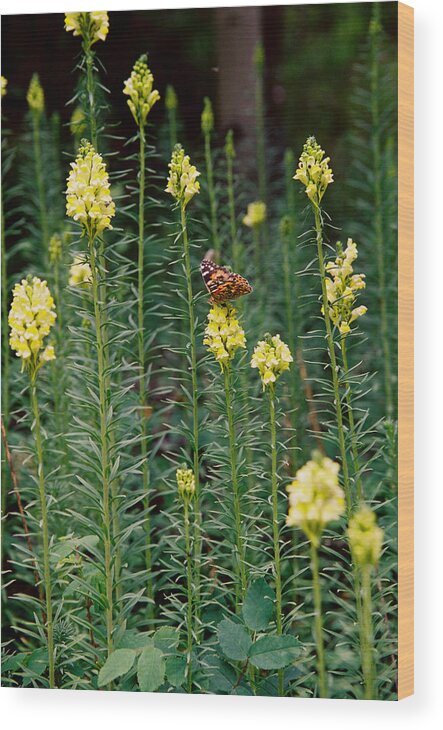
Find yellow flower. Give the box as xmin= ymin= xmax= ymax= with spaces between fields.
xmin=286 ymin=452 xmax=345 ymax=545
xmin=203 ymin=303 xmax=246 ymax=369
xmin=323 ymin=238 xmax=367 ymax=335
xmin=64 ymin=12 xmax=109 ymax=45
xmin=70 ymin=106 xmax=87 ymax=138
xmin=27 ymin=73 xmax=44 ymax=115
xmin=123 ymin=55 xmax=160 ymax=128
xmin=165 ymin=85 xmax=177 ymax=111
xmin=1 ymin=76 xmax=7 ymax=98
xmin=8 ymin=276 xmax=56 ymax=374
xmin=66 ymin=140 xmax=115 ymax=240
xmin=251 ymin=334 xmax=292 ymax=389
xmin=201 ymin=97 xmax=214 ymax=135
xmin=293 ymin=136 xmax=333 ymax=206
xmin=69 ymin=256 xmax=92 ymax=288
xmin=176 ymin=468 xmax=195 ymax=500
xmin=348 ymin=506 xmax=383 ymax=568
xmin=48 ymin=234 xmax=62 ymax=265
xmin=165 ymin=144 xmax=200 ymax=207
xmin=243 ymin=201 xmax=266 ymax=228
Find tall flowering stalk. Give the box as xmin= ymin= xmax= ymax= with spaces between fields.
xmin=251 ymin=333 xmax=293 ymax=696
xmin=254 ymin=42 xmax=267 ymax=204
xmin=324 ymin=238 xmax=368 ymax=501
xmin=8 ymin=276 xmax=57 ymax=687
xmin=176 ymin=468 xmax=196 ymax=692
xmin=123 ymin=54 xmax=160 ymax=616
xmin=243 ymin=201 xmax=266 ymax=311
xmin=1 ymin=77 xmax=9 ymax=431
xmin=294 ymin=137 xmax=355 ymax=515
xmin=27 ymin=74 xmax=48 ymax=257
xmin=165 ymin=85 xmax=178 ymax=151
xmin=348 ymin=506 xmax=383 ymax=699
xmin=204 ymin=303 xmax=247 ymax=609
xmin=286 ymin=453 xmax=345 ymax=698
xmin=225 ymin=130 xmax=241 ymax=272
xmin=166 ymin=144 xmax=202 ymax=629
xmin=64 ymin=11 xmax=109 ymax=149
xmin=201 ymin=98 xmax=220 ymax=258
xmin=66 ymin=140 xmax=116 ymax=657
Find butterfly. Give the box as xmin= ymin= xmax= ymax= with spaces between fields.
xmin=200 ymin=258 xmax=253 ymax=304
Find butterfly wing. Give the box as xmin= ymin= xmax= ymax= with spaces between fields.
xmin=200 ymin=259 xmax=253 ymax=303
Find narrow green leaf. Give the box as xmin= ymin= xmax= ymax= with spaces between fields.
xmin=98 ymin=649 xmax=136 ymax=686
xmin=217 ymin=618 xmax=252 ymax=661
xmin=248 ymin=635 xmax=301 ymax=670
xmin=137 ymin=646 xmax=165 ymax=692
xmin=242 ymin=578 xmax=275 ymax=631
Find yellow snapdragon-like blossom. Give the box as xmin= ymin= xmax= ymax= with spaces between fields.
xmin=1 ymin=76 xmax=7 ymax=98
xmin=176 ymin=468 xmax=195 ymax=501
xmin=293 ymin=136 xmax=333 ymax=206
xmin=348 ymin=506 xmax=383 ymax=568
xmin=165 ymin=144 xmax=200 ymax=207
xmin=286 ymin=452 xmax=345 ymax=545
xmin=69 ymin=256 xmax=92 ymax=288
xmin=251 ymin=334 xmax=292 ymax=389
xmin=64 ymin=11 xmax=109 ymax=45
xmin=243 ymin=201 xmax=266 ymax=228
xmin=8 ymin=276 xmax=56 ymax=374
xmin=48 ymin=234 xmax=62 ymax=265
xmin=123 ymin=55 xmax=160 ymax=128
xmin=27 ymin=73 xmax=45 ymax=115
xmin=203 ymin=303 xmax=246 ymax=369
xmin=324 ymin=238 xmax=367 ymax=335
xmin=66 ymin=141 xmax=115 ymax=239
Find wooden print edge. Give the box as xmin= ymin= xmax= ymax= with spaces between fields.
xmin=397 ymin=0 xmax=414 ymax=701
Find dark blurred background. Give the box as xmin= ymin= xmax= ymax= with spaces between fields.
xmin=2 ymin=3 xmax=397 ymax=167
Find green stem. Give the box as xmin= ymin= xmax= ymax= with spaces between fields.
xmin=88 ymin=234 xmax=113 ymax=657
xmin=30 ymin=381 xmax=55 ymax=688
xmin=32 ymin=112 xmax=49 ymax=255
xmin=361 ymin=565 xmax=376 ymax=699
xmin=255 ymin=46 xmax=266 ymax=204
xmin=85 ymin=46 xmax=98 ymax=149
xmin=180 ymin=204 xmax=202 ymax=634
xmin=167 ymin=105 xmax=177 ymax=152
xmin=204 ymin=131 xmax=220 ymax=257
xmin=223 ymin=364 xmax=247 ymax=609
xmin=269 ymin=385 xmax=284 ymax=696
xmin=310 ymin=541 xmax=327 ymax=698
xmin=137 ymin=127 xmax=154 ymax=617
xmin=340 ymin=335 xmax=364 ymax=502
xmin=183 ymin=499 xmax=193 ymax=693
xmin=226 ymin=146 xmax=240 ymax=272
xmin=370 ymin=5 xmax=392 ymax=417
xmin=313 ymin=206 xmax=352 ymax=518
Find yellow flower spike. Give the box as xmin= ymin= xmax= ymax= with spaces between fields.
xmin=69 ymin=256 xmax=92 ymax=288
xmin=1 ymin=76 xmax=7 ymax=98
xmin=201 ymin=97 xmax=214 ymax=135
xmin=66 ymin=140 xmax=115 ymax=240
xmin=243 ymin=201 xmax=266 ymax=228
xmin=64 ymin=11 xmax=109 ymax=46
xmin=225 ymin=129 xmax=235 ymax=160
xmin=8 ymin=276 xmax=57 ymax=377
xmin=250 ymin=333 xmax=293 ymax=390
xmin=48 ymin=234 xmax=62 ymax=265
xmin=165 ymin=144 xmax=200 ymax=207
xmin=165 ymin=84 xmax=177 ymax=111
xmin=176 ymin=468 xmax=195 ymax=501
xmin=70 ymin=106 xmax=87 ymax=138
xmin=293 ymin=136 xmax=333 ymax=206
xmin=323 ymin=238 xmax=367 ymax=335
xmin=203 ymin=303 xmax=246 ymax=370
xmin=27 ymin=73 xmax=45 ymax=116
xmin=286 ymin=452 xmax=345 ymax=546
xmin=348 ymin=505 xmax=383 ymax=568
xmin=123 ymin=54 xmax=160 ymax=128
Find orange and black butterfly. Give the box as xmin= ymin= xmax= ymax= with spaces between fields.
xmin=200 ymin=259 xmax=253 ymax=304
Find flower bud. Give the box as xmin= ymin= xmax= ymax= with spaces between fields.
xmin=27 ymin=73 xmax=44 ymax=116
xmin=1 ymin=76 xmax=7 ymax=98
xmin=225 ymin=129 xmax=235 ymax=160
xmin=123 ymin=55 xmax=160 ymax=128
xmin=176 ymin=468 xmax=195 ymax=501
xmin=165 ymin=144 xmax=200 ymax=207
xmin=294 ymin=136 xmax=333 ymax=206
xmin=201 ymin=97 xmax=214 ymax=135
xmin=348 ymin=506 xmax=383 ymax=568
xmin=165 ymin=85 xmax=177 ymax=111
